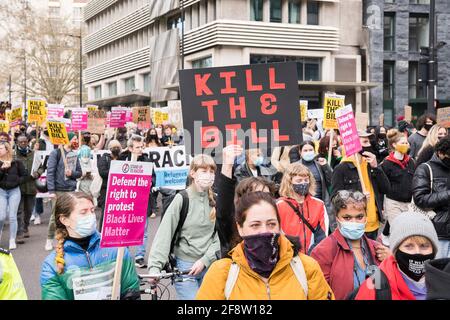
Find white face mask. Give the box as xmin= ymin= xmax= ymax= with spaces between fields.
xmin=195 ymin=172 xmax=215 ymax=190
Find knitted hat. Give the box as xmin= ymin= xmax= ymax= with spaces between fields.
xmin=68 ymin=132 xmax=76 ymax=142
xmin=390 ymin=212 xmax=439 ymax=254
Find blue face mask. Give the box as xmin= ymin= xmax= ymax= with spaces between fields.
xmin=253 ymin=156 xmax=264 ymax=167
xmin=74 ymin=214 xmax=97 ymax=238
xmin=302 ymin=151 xmax=316 ymax=162
xmin=338 ymin=220 xmax=366 ymax=240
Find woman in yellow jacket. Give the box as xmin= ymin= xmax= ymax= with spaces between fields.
xmin=196 ymin=191 xmax=334 ymax=300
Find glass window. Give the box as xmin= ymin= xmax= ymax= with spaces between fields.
xmin=289 ymin=0 xmax=301 ymax=24
xmin=410 ymin=0 xmax=430 ymax=4
xmin=383 ymin=62 xmax=395 ymax=101
xmin=270 ymin=0 xmax=282 ymax=23
xmin=49 ymin=6 xmax=60 ymax=17
xmin=94 ymin=85 xmax=102 ymax=100
xmin=250 ymin=55 xmax=321 ymax=81
xmin=408 ymin=62 xmax=427 ymax=99
xmin=108 ymin=82 xmax=117 ymax=97
xmin=384 ymin=14 xmax=395 ymax=52
xmin=307 ymin=1 xmax=319 ymax=25
xmin=304 ymin=58 xmax=320 ymax=81
xmin=124 ymin=77 xmax=135 ymax=93
xmin=143 ymin=73 xmax=150 ymax=92
xmin=409 ymin=15 xmax=429 ymax=52
xmin=192 ymin=56 xmax=212 ymax=69
xmin=250 ymin=0 xmax=263 ymax=21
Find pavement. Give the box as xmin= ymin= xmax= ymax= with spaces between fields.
xmin=0 ymin=197 xmax=176 ymax=300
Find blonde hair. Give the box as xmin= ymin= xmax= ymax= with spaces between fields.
xmin=418 ymin=124 xmax=446 ymax=157
xmin=387 ymin=128 xmax=406 ymax=150
xmin=189 ymin=154 xmax=217 ymax=220
xmin=279 ymin=163 xmax=316 ymax=200
xmin=0 ymin=141 xmax=13 ymax=162
xmin=400 ymin=235 xmax=432 ymax=248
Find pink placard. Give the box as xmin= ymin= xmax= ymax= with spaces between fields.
xmin=110 ymin=107 xmax=128 ymax=128
xmin=100 ymin=161 xmax=153 ymax=248
xmin=71 ymin=108 xmax=88 ymax=131
xmin=47 ymin=104 xmax=65 ymax=120
xmin=336 ymin=105 xmax=362 ymax=157
xmin=106 ymin=112 xmax=111 ymax=128
xmin=126 ymin=109 xmax=133 ymax=123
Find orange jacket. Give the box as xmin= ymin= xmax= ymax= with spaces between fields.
xmin=196 ymin=234 xmax=335 ymax=300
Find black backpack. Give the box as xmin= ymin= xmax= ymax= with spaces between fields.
xmin=162 ymin=190 xmax=189 ymax=272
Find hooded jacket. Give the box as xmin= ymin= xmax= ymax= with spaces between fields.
xmin=412 ymin=154 xmax=450 ymax=240
xmin=196 ymin=234 xmax=334 ymax=300
xmin=40 ymin=232 xmax=140 ymax=300
xmin=425 ymin=258 xmax=450 ymax=300
xmin=46 ymin=148 xmax=82 ymax=193
xmin=380 ymin=153 xmax=416 ymax=203
xmin=0 ymin=159 xmax=27 ymax=190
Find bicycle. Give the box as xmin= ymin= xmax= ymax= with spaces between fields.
xmin=139 ymin=269 xmax=192 ymax=300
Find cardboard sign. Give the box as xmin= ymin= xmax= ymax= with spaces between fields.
xmin=27 ymin=99 xmax=47 ymax=125
xmin=88 ymin=110 xmax=107 ymax=134
xmin=300 ymin=100 xmax=308 ymax=122
xmin=152 ymin=107 xmax=169 ymax=125
xmin=47 ymin=120 xmax=69 ymax=145
xmin=71 ymin=108 xmax=89 ymax=131
xmin=379 ymin=113 xmax=384 ymax=127
xmin=404 ymin=106 xmax=412 ymax=123
xmin=336 ymin=104 xmax=362 ymax=157
xmin=323 ymin=93 xmax=345 ymax=129
xmin=100 ymin=160 xmax=153 ymax=248
xmin=31 ymin=150 xmax=52 ymax=175
xmin=132 ymin=107 xmax=151 ymax=130
xmin=0 ymin=120 xmax=9 ymax=133
xmin=9 ymin=105 xmax=23 ymax=127
xmin=110 ymin=107 xmax=128 ymax=128
xmin=5 ymin=110 xmax=11 ymax=123
xmin=143 ymin=146 xmax=189 ymax=190
xmin=307 ymin=108 xmax=324 ymax=119
xmin=179 ymin=62 xmax=302 ymax=155
xmin=355 ymin=112 xmax=369 ymax=132
xmin=47 ymin=104 xmax=65 ymax=120
xmin=437 ymin=106 xmax=450 ymax=128
xmin=168 ymin=100 xmax=184 ymax=130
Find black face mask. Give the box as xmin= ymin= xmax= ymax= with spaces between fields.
xmin=83 ymin=136 xmax=91 ymax=145
xmin=359 ymin=146 xmax=375 ymax=156
xmin=395 ymin=250 xmax=434 ymax=282
xmin=242 ymin=233 xmax=280 ymax=279
xmin=378 ymin=133 xmax=386 ymax=140
xmin=149 ymin=134 xmax=158 ymax=141
xmin=43 ymin=130 xmax=49 ymax=136
xmin=424 ymin=124 xmax=434 ymax=131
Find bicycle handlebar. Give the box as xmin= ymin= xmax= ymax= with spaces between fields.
xmin=139 ymin=270 xmax=191 ymax=280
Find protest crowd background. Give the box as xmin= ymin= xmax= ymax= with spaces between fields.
xmin=1 ymin=62 xmax=450 ymax=302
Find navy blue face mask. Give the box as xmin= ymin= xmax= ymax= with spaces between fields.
xmin=242 ymin=233 xmax=280 ymax=278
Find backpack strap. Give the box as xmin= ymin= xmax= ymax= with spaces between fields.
xmin=283 ymin=199 xmax=315 ymax=233
xmin=424 ymin=163 xmax=433 ymax=192
xmin=169 ymin=190 xmax=189 ymax=254
xmin=290 ymin=256 xmax=308 ymax=298
xmin=224 ymin=262 xmax=240 ymax=300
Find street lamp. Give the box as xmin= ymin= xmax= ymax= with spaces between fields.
xmin=68 ymin=29 xmax=82 ymax=108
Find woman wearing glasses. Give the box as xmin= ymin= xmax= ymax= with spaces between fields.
xmin=310 ymin=190 xmax=390 ymax=300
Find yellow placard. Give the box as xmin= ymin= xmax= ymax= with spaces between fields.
xmin=323 ymin=94 xmax=345 ymax=129
xmin=300 ymin=100 xmax=308 ymax=122
xmin=0 ymin=120 xmax=9 ymax=133
xmin=47 ymin=121 xmax=69 ymax=145
xmin=27 ymin=99 xmax=47 ymax=125
xmin=5 ymin=110 xmax=12 ymax=123
xmin=9 ymin=106 xmax=23 ymax=126
xmin=87 ymin=104 xmax=98 ymax=112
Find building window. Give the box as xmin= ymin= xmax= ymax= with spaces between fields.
xmin=107 ymin=81 xmax=117 ymax=97
xmin=408 ymin=62 xmax=427 ymax=99
xmin=94 ymin=85 xmax=102 ymax=100
xmin=270 ymin=0 xmax=282 ymax=23
xmin=384 ymin=14 xmax=395 ymax=52
xmin=250 ymin=55 xmax=321 ymax=81
xmin=49 ymin=6 xmax=60 ymax=17
xmin=192 ymin=56 xmax=212 ymax=69
xmin=409 ymin=15 xmax=429 ymax=52
xmin=124 ymin=77 xmax=135 ymax=93
xmin=383 ymin=62 xmax=395 ymax=101
xmin=250 ymin=0 xmax=263 ymax=21
xmin=410 ymin=0 xmax=429 ymax=4
xmin=289 ymin=0 xmax=301 ymax=24
xmin=143 ymin=73 xmax=150 ymax=92
xmin=307 ymin=1 xmax=319 ymax=25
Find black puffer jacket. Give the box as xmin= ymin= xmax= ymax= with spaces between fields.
xmin=0 ymin=160 xmax=27 ymax=190
xmin=412 ymin=154 xmax=450 ymax=240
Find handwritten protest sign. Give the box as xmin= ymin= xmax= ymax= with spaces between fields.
xmin=336 ymin=105 xmax=362 ymax=157
xmin=144 ymin=146 xmax=189 ymax=190
xmin=300 ymin=100 xmax=308 ymax=122
xmin=31 ymin=150 xmax=52 ymax=175
xmin=110 ymin=107 xmax=128 ymax=128
xmin=323 ymin=93 xmax=345 ymax=129
xmin=132 ymin=107 xmax=151 ymax=130
xmin=404 ymin=106 xmax=412 ymax=123
xmin=355 ymin=112 xmax=369 ymax=132
xmin=9 ymin=105 xmax=23 ymax=127
xmin=71 ymin=108 xmax=89 ymax=131
xmin=47 ymin=120 xmax=69 ymax=145
xmin=307 ymin=108 xmax=324 ymax=119
xmin=101 ymin=161 xmax=153 ymax=248
xmin=437 ymin=106 xmax=450 ymax=128
xmin=168 ymin=100 xmax=184 ymax=130
xmin=27 ymin=98 xmax=47 ymax=125
xmin=0 ymin=120 xmax=9 ymax=133
xmin=88 ymin=109 xmax=107 ymax=134
xmin=379 ymin=113 xmax=384 ymax=126
xmin=179 ymin=62 xmax=302 ymax=155
xmin=47 ymin=104 xmax=65 ymax=120
xmin=152 ymin=107 xmax=169 ymax=125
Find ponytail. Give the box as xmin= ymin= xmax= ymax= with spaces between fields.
xmin=55 ymin=228 xmax=68 ymax=274
xmin=208 ymin=187 xmax=216 ymax=221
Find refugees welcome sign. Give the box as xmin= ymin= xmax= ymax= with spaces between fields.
xmin=179 ymin=62 xmax=302 ymax=157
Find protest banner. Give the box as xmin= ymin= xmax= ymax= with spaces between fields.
xmin=88 ymin=109 xmax=107 ymax=134
xmin=71 ymin=108 xmax=89 ymax=131
xmin=126 ymin=108 xmax=133 ymax=123
xmin=307 ymin=108 xmax=324 ymax=119
xmin=110 ymin=107 xmax=128 ymax=128
xmin=27 ymin=98 xmax=47 ymax=125
xmin=404 ymin=106 xmax=412 ymax=123
xmin=168 ymin=100 xmax=184 ymax=130
xmin=47 ymin=120 xmax=69 ymax=145
xmin=437 ymin=106 xmax=450 ymax=128
xmin=132 ymin=107 xmax=151 ymax=130
xmin=5 ymin=110 xmax=11 ymax=123
xmin=152 ymin=107 xmax=169 ymax=126
xmin=144 ymin=146 xmax=189 ymax=190
xmin=9 ymin=105 xmax=23 ymax=127
xmin=355 ymin=112 xmax=369 ymax=132
xmin=300 ymin=100 xmax=308 ymax=122
xmin=31 ymin=150 xmax=52 ymax=174
xmin=336 ymin=104 xmax=366 ymax=193
xmin=0 ymin=120 xmax=9 ymax=133
xmin=87 ymin=104 xmax=98 ymax=112
xmin=323 ymin=93 xmax=345 ymax=129
xmin=47 ymin=104 xmax=65 ymax=120
xmin=179 ymin=61 xmax=302 ymax=156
